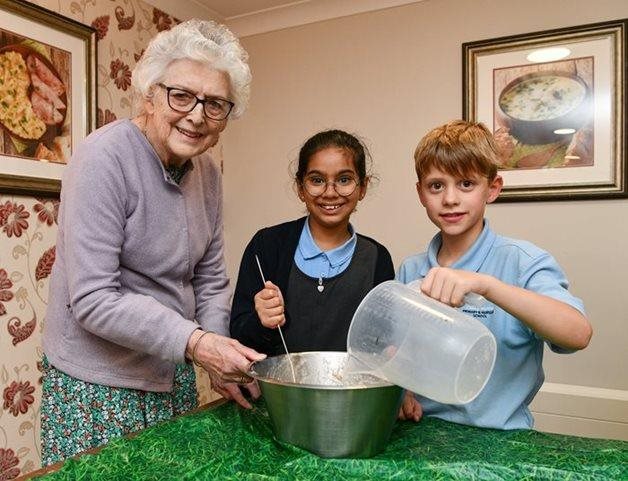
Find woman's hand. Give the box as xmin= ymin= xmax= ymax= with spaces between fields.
xmin=187 ymin=331 xmax=266 ymax=409
xmin=398 ymin=391 xmax=422 ymax=422
xmin=254 ymin=281 xmax=285 ymax=328
xmin=207 ymin=369 xmax=262 ymax=410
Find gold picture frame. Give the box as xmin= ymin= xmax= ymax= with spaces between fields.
xmin=0 ymin=0 xmax=96 ymax=196
xmin=463 ymin=19 xmax=626 ymax=201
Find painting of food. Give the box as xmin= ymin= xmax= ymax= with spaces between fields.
xmin=492 ymin=57 xmax=594 ymax=171
xmin=0 ymin=28 xmax=71 ymax=164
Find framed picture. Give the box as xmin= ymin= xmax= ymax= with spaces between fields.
xmin=463 ymin=19 xmax=626 ymax=201
xmin=0 ymin=0 xmax=96 ymax=196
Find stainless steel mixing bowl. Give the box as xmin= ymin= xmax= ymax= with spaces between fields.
xmin=249 ymin=351 xmax=403 ymax=458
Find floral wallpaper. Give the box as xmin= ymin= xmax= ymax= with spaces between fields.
xmin=0 ymin=197 xmax=56 ymax=478
xmin=0 ymin=1 xmax=220 ymax=477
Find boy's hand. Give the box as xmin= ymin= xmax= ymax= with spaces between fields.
xmin=254 ymin=281 xmax=286 ymax=328
xmin=421 ymin=267 xmax=489 ymax=307
xmin=398 ymin=391 xmax=422 ymax=422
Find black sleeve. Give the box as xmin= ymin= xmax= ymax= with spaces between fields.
xmin=373 ymin=243 xmax=395 ymax=285
xmin=229 ymin=231 xmax=281 ymax=354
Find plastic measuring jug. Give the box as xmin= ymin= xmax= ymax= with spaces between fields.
xmin=346 ymin=280 xmax=496 ymax=405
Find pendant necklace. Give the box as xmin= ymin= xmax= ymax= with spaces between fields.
xmin=317 ymin=276 xmax=324 ymax=293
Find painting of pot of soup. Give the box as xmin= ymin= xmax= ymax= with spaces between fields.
xmin=463 ymin=19 xmax=626 ymax=201
xmin=0 ymin=29 xmax=71 ymax=165
xmin=492 ymin=58 xmax=594 ymax=171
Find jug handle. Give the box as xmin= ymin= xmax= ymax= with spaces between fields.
xmin=406 ymin=279 xmax=487 ymax=308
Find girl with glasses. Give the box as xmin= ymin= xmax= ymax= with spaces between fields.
xmin=230 ymin=130 xmax=395 ymax=355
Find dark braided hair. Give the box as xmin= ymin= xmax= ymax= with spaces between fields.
xmin=295 ymin=130 xmax=370 ymax=186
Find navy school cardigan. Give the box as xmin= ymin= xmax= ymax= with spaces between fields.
xmin=229 ymin=217 xmax=394 ymax=354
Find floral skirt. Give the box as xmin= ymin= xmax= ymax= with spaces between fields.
xmin=40 ymin=356 xmax=197 ymax=467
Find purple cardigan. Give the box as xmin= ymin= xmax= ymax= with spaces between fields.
xmin=43 ymin=119 xmax=230 ymax=392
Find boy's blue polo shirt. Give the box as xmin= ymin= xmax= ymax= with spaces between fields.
xmin=397 ymin=220 xmax=585 ymax=430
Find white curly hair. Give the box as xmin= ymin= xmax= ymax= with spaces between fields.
xmin=132 ymin=19 xmax=251 ymax=119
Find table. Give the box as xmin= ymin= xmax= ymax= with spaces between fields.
xmin=24 ymin=400 xmax=627 ymax=480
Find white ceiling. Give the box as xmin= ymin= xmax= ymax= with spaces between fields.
xmin=194 ymin=0 xmax=309 ymax=20
xmin=149 ymin=0 xmax=424 ymax=37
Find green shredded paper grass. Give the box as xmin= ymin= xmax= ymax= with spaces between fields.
xmin=37 ymin=401 xmax=627 ymax=480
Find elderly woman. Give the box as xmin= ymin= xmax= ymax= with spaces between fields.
xmin=40 ymin=19 xmax=264 ymax=466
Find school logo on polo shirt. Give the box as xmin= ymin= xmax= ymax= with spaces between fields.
xmin=462 ymin=305 xmax=495 ymax=319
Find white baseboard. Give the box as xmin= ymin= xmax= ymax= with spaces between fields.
xmin=530 ymin=382 xmax=628 ymax=440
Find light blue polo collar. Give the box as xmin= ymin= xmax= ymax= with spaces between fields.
xmin=298 ymin=217 xmax=357 ymax=268
xmin=423 ymin=219 xmax=497 ymax=275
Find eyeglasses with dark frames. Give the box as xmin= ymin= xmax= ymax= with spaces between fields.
xmin=157 ymin=83 xmax=235 ymax=121
xmin=302 ymin=174 xmax=359 ymax=197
